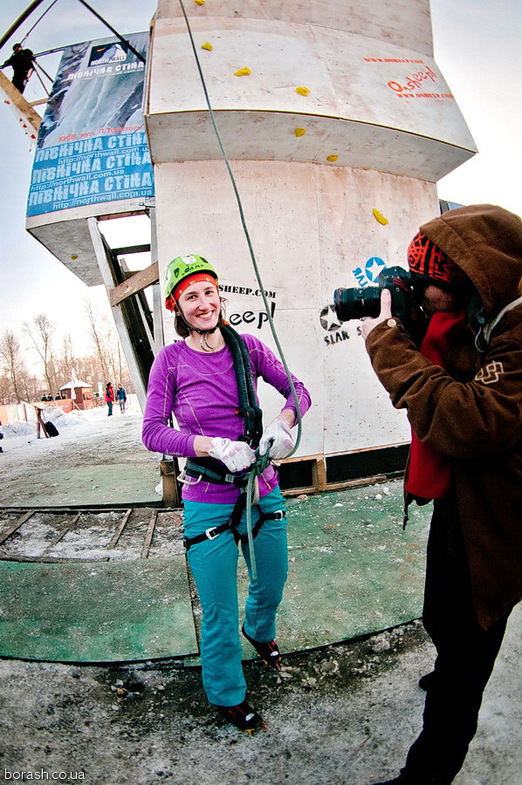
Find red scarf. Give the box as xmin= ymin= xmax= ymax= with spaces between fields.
xmin=405 ymin=310 xmax=466 ymax=500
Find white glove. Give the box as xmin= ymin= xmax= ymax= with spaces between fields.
xmin=258 ymin=417 xmax=295 ymax=459
xmin=209 ymin=437 xmax=256 ymax=473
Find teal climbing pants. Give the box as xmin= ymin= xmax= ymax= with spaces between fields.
xmin=183 ymin=486 xmax=288 ymax=706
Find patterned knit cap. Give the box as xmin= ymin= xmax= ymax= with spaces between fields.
xmin=408 ymin=231 xmax=468 ymax=287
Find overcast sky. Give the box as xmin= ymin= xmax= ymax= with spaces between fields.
xmin=1 ymin=0 xmax=521 ymax=359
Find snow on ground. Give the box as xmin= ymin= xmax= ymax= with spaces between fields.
xmin=2 ymin=401 xmax=140 ymax=452
xmin=0 ymin=405 xmax=521 ymax=784
xmin=0 ymin=402 xmax=161 ymax=507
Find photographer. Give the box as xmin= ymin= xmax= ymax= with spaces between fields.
xmin=359 ymin=204 xmax=522 ymax=785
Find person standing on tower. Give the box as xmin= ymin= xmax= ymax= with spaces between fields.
xmin=1 ymin=43 xmax=35 ymax=94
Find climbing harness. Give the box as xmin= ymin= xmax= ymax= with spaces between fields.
xmin=182 ymin=446 xmax=285 ymax=580
xmin=182 ymin=489 xmax=285 ymax=552
xmin=182 ymin=456 xmax=251 ymax=489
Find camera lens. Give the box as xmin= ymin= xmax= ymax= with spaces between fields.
xmin=333 ymin=286 xmax=381 ymax=322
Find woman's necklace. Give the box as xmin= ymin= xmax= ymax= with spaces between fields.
xmin=200 ymin=332 xmax=218 ymax=352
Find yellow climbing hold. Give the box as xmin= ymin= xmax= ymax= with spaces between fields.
xmin=373 ymin=208 xmax=389 ymax=225
xmin=234 ymin=67 xmax=252 ymax=76
xmin=194 ymin=0 xmax=205 ymax=5
xmin=295 ymin=128 xmax=306 ymax=137
xmin=295 ymin=86 xmax=310 ymax=96
xmin=326 ymin=155 xmax=338 ymax=162
xmin=201 ymin=42 xmax=213 ymax=51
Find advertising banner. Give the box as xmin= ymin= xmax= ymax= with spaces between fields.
xmin=27 ymin=32 xmax=154 ymax=217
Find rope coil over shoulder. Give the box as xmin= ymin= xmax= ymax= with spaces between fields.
xmin=179 ymin=326 xmax=271 ymax=578
xmin=180 ymin=324 xmax=263 ymax=487
xmin=221 ymin=323 xmax=263 ymax=447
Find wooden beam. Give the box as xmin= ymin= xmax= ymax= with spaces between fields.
xmin=109 ymin=261 xmax=159 ymax=306
xmin=108 ymin=508 xmax=133 ymax=549
xmin=0 ymin=511 xmax=35 ymax=545
xmin=113 ymin=243 xmax=151 ymax=256
xmin=160 ymin=459 xmax=180 ymax=508
xmin=0 ymin=71 xmax=41 ymax=135
xmin=311 ymin=457 xmax=327 ymax=492
xmin=141 ymin=511 xmax=158 ymax=559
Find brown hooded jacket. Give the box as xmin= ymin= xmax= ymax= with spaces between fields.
xmin=365 ymin=204 xmax=522 ymax=630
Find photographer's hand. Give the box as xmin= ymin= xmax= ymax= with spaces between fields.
xmin=360 ymin=289 xmax=393 ymax=338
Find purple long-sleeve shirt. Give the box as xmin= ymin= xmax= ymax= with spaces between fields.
xmin=142 ymin=333 xmax=311 ymax=504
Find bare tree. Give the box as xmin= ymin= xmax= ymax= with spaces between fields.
xmin=55 ymin=332 xmax=83 ymax=387
xmin=23 ymin=314 xmax=58 ymax=396
xmin=0 ymin=330 xmax=29 ymax=403
xmin=84 ymin=300 xmax=111 ymax=382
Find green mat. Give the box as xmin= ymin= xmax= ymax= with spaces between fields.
xmin=239 ymin=483 xmax=430 ymax=654
xmin=0 ymin=481 xmax=431 ymax=663
xmin=0 ymin=556 xmax=198 ymax=662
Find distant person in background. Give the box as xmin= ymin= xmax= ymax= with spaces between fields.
xmin=104 ymin=382 xmax=115 ymax=416
xmin=0 ymin=420 xmax=4 ymax=453
xmin=116 ymin=384 xmax=127 ymax=413
xmin=1 ymin=43 xmax=35 ymax=94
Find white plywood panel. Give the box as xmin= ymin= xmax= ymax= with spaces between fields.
xmin=146 ymin=110 xmax=473 ymax=182
xmin=149 ymin=18 xmax=461 ymax=140
xmin=26 ymin=198 xmax=148 ymax=286
xmin=156 ymin=0 xmax=434 ymax=57
xmin=320 ymin=318 xmax=410 ymax=454
xmin=312 ymin=165 xmax=441 ymax=303
xmin=146 ymin=16 xmax=475 ymax=179
xmin=154 ymin=160 xmax=323 ymax=312
xmin=153 ymin=158 xmax=436 ymax=456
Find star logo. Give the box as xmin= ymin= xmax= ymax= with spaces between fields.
xmin=351 ymin=257 xmax=386 ymax=287
xmin=320 ymin=304 xmax=342 ymax=332
xmin=365 ymin=257 xmax=386 ymax=282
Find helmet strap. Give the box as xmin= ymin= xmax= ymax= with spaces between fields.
xmin=176 ymin=306 xmax=222 ymax=349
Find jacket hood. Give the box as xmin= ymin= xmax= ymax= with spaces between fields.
xmin=420 ymin=204 xmax=522 ymax=318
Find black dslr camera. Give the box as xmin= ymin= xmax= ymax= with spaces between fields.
xmin=333 ymin=266 xmax=427 ymax=340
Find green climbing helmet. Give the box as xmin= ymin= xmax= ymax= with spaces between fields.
xmin=163 ymin=254 xmax=218 ymax=300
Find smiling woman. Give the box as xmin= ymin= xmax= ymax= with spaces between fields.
xmin=141 ymin=251 xmax=311 ymax=731
xmin=164 ymin=254 xmax=223 ymax=345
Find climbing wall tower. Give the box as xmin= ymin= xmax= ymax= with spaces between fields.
xmin=145 ymin=0 xmax=477 ymax=490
